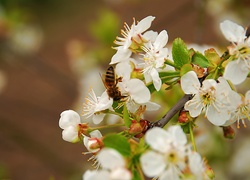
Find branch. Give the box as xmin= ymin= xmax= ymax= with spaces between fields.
xmin=149 ymin=94 xmax=192 ymax=128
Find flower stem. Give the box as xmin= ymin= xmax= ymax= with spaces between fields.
xmin=189 ymin=122 xmax=197 ymax=151
xmin=164 ymin=59 xmax=180 ymax=69
xmin=150 ymin=94 xmax=192 ymax=128
xmin=92 ymin=123 xmax=125 ymax=131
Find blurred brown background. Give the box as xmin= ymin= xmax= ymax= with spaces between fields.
xmin=0 ymin=0 xmax=249 ymax=179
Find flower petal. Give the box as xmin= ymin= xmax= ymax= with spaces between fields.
xmin=151 ymin=68 xmax=162 ymax=91
xmin=140 ymin=151 xmax=166 ymax=177
xmin=116 ymin=61 xmax=132 ymax=81
xmin=83 ymin=170 xmax=110 ymax=180
xmin=145 ymin=127 xmax=170 ymax=153
xmin=206 ymin=105 xmax=230 ymax=126
xmin=95 ymin=91 xmax=113 ymax=112
xmin=168 ymin=125 xmax=187 ymax=146
xmin=126 ymin=79 xmax=150 ymax=104
xmin=143 ymin=101 xmax=161 ymax=111
xmin=110 ymin=167 xmax=132 ymax=180
xmin=245 ymin=90 xmax=250 ymax=104
xmin=220 ymin=20 xmax=246 ymax=43
xmin=136 ymin=16 xmax=155 ymax=33
xmin=154 ymin=30 xmax=168 ymax=50
xmin=223 ymin=60 xmax=249 ymax=85
xmin=184 ymin=96 xmax=203 ymax=117
xmin=59 ymin=110 xmax=81 ymax=129
xmin=93 ymin=113 xmax=105 ymax=124
xmin=90 ymin=130 xmax=102 ymax=138
xmin=159 ymin=169 xmax=180 ymax=180
xmin=62 ymin=126 xmax=79 ymax=143
xmin=181 ymin=71 xmax=200 ymax=94
xmin=97 ymin=148 xmax=125 ymax=170
xmin=110 ymin=47 xmax=132 ymax=64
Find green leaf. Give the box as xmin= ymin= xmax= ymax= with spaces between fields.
xmin=103 ymin=134 xmax=131 ymax=157
xmin=123 ymin=104 xmax=131 ymax=127
xmin=204 ymin=48 xmax=221 ymax=65
xmin=172 ymin=38 xmax=190 ymax=68
xmin=192 ymin=52 xmax=211 ymax=67
xmin=180 ymin=64 xmax=193 ymax=76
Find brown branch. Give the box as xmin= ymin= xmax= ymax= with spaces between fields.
xmin=149 ymin=94 xmax=192 ymax=128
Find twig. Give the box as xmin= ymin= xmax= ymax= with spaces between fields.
xmin=149 ymin=94 xmax=192 ymax=128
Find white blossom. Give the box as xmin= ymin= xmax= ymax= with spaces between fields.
xmin=224 ymin=90 xmax=250 ymax=128
xmin=83 ymin=148 xmax=131 ymax=180
xmin=181 ymin=71 xmax=237 ymax=126
xmin=220 ymin=20 xmax=250 ymax=84
xmin=140 ymin=126 xmax=198 ymax=179
xmin=82 ymin=88 xmax=113 ymax=124
xmin=115 ymin=62 xmax=154 ymax=112
xmin=59 ymin=110 xmax=81 ymax=143
xmin=110 ymin=16 xmax=155 ymax=64
xmin=141 ymin=30 xmax=169 ymax=91
xmin=83 ymin=130 xmax=103 ymax=154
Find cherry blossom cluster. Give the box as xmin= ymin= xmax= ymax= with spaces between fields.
xmin=59 ymin=16 xmax=250 ymax=180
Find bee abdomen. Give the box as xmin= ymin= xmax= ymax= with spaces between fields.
xmin=105 ymin=66 xmax=116 ymax=87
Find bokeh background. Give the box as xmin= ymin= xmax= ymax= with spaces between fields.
xmin=0 ymin=0 xmax=250 ymax=179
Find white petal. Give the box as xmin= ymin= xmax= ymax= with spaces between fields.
xmin=116 ymin=61 xmax=132 ymax=81
xmin=220 ymin=20 xmax=246 ymax=43
xmin=95 ymin=91 xmax=113 ymax=111
xmin=143 ymin=30 xmax=158 ymax=42
xmin=126 ymin=100 xmax=140 ymax=113
xmin=127 ymin=79 xmax=150 ymax=104
xmin=90 ymin=130 xmax=102 ymax=138
xmin=159 ymin=169 xmax=180 ymax=180
xmin=181 ymin=71 xmax=200 ymax=94
xmin=143 ymin=101 xmax=161 ymax=111
xmin=245 ymin=90 xmax=250 ymax=103
xmin=144 ymin=71 xmax=152 ymax=84
xmin=154 ymin=30 xmax=168 ymax=50
xmin=140 ymin=151 xmax=166 ymax=177
xmin=145 ymin=127 xmax=170 ymax=153
xmin=110 ymin=167 xmax=132 ymax=180
xmin=110 ymin=47 xmax=132 ymax=64
xmin=83 ymin=170 xmax=110 ymax=180
xmin=188 ymin=152 xmax=204 ymax=176
xmin=151 ymin=68 xmax=162 ymax=91
xmin=97 ymin=148 xmax=125 ymax=170
xmin=62 ymin=126 xmax=79 ymax=143
xmin=136 ymin=16 xmax=155 ymax=33
xmin=184 ymin=96 xmax=203 ymax=117
xmin=59 ymin=110 xmax=81 ymax=129
xmin=206 ymin=106 xmax=230 ymax=126
xmin=223 ymin=60 xmax=249 ymax=85
xmin=93 ymin=113 xmax=105 ymax=124
xmin=168 ymin=125 xmax=187 ymax=145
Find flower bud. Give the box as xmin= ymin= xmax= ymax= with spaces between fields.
xmin=204 ymin=162 xmax=215 ymax=179
xmin=88 ymin=138 xmax=103 ymax=153
xmin=178 ymin=111 xmax=190 ymax=124
xmin=128 ymin=120 xmax=143 ymax=135
xmin=128 ymin=119 xmax=150 ymax=138
xmin=222 ymin=126 xmax=235 ymax=139
xmin=83 ymin=130 xmax=103 ymax=154
xmin=78 ymin=123 xmax=90 ymax=137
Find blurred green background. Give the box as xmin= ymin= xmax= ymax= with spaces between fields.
xmin=0 ymin=0 xmax=250 ymax=179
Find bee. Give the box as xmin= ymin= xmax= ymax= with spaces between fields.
xmin=103 ymin=66 xmax=126 ymax=101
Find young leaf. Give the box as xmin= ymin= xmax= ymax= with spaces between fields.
xmin=180 ymin=64 xmax=193 ymax=76
xmin=192 ymin=52 xmax=211 ymax=67
xmin=204 ymin=48 xmax=221 ymax=65
xmin=103 ymin=134 xmax=131 ymax=157
xmin=172 ymin=38 xmax=190 ymax=68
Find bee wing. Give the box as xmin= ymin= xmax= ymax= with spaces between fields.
xmin=100 ymin=73 xmax=108 ymax=89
